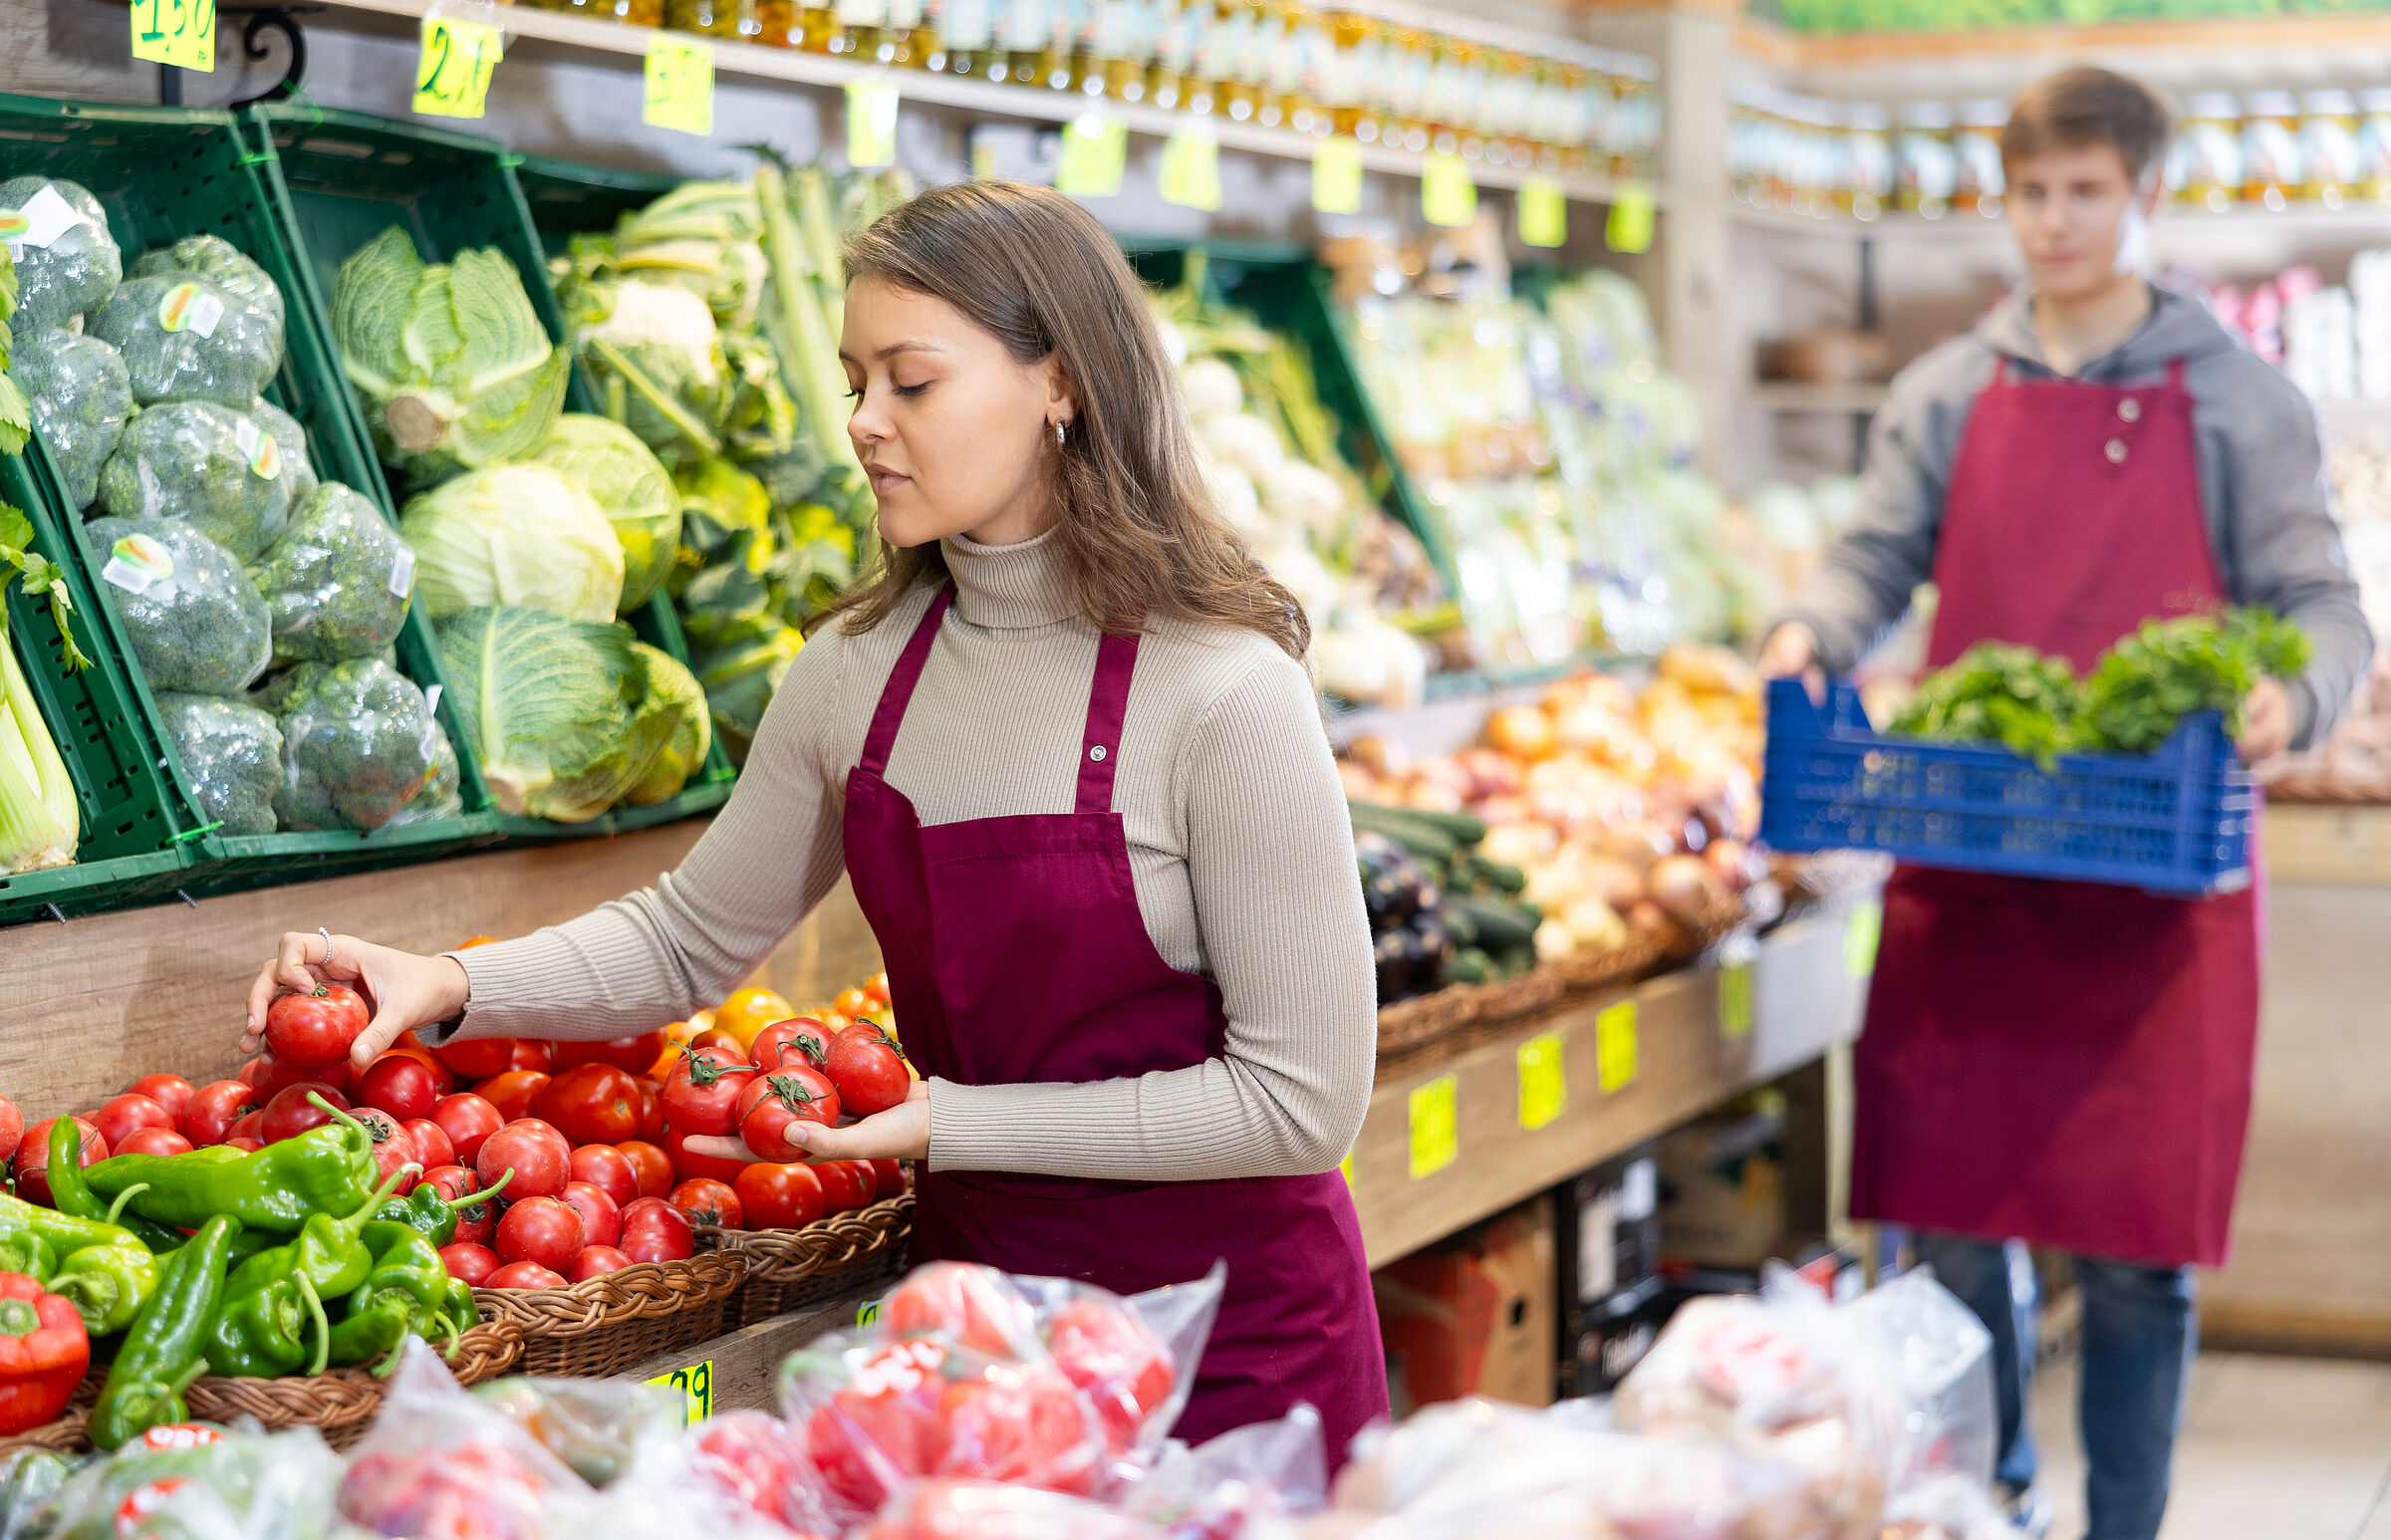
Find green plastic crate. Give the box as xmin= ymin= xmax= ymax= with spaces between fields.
xmin=0 ymin=94 xmax=501 ymax=904
xmin=241 ymin=106 xmax=732 ymax=841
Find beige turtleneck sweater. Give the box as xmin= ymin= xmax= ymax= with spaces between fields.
xmin=448 ymin=528 xmax=1377 ymax=1182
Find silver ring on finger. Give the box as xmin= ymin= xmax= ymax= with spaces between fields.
xmin=319 ymin=927 xmax=338 ymax=972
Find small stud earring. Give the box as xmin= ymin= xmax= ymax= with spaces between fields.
xmin=1053 ymin=417 xmax=1068 ymax=447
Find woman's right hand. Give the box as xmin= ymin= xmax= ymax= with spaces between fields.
xmin=1758 ymin=623 xmax=1825 ymax=702
xmin=242 ymin=932 xmax=473 ymax=1072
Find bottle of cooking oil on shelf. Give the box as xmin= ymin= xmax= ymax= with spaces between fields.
xmin=1271 ymin=2 xmax=1324 ymax=131
xmin=546 ymin=0 xmax=664 ymax=26
xmin=666 ymin=0 xmax=761 ymax=41
xmin=1207 ymin=0 xmax=1259 ymax=119
xmin=923 ymin=0 xmax=992 ymax=73
xmin=1146 ymin=0 xmax=1193 ymax=108
xmin=876 ymin=0 xmax=925 ymax=62
xmin=1181 ymin=0 xmax=1227 ymax=115
xmin=1247 ymin=0 xmax=1296 ymax=127
xmin=1379 ymin=22 xmax=1431 ymax=149
xmin=993 ymin=0 xmax=1046 ymax=82
xmin=826 ymin=0 xmax=887 ymax=57
xmin=1070 ymin=0 xmax=1141 ymax=98
xmin=1319 ymin=9 xmax=1374 ymax=137
xmin=1033 ymin=0 xmax=1078 ymax=89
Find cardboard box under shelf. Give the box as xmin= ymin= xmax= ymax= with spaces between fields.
xmin=1375 ymin=1195 xmax=1556 ymax=1413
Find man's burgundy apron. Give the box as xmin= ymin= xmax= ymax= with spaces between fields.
xmin=1851 ymin=358 xmax=2261 ymax=1270
xmin=843 ymin=589 xmax=1388 ymax=1457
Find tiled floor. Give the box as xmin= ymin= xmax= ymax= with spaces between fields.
xmin=2028 ymin=1351 xmax=2391 ymax=1539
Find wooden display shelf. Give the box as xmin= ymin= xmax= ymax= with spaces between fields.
xmin=2260 ymin=803 xmax=2391 ymax=885
xmin=1345 ymin=892 xmax=1875 ymax=1267
xmin=624 ymin=1278 xmax=888 ymax=1412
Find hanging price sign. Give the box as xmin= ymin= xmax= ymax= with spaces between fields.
xmin=1596 ymin=1001 xmax=1638 ymax=1094
xmin=1719 ymin=960 xmax=1755 ymax=1040
xmin=131 ymin=0 xmax=216 ymax=72
xmin=1518 ymin=175 xmax=1566 ymax=248
xmin=1312 ymin=135 xmax=1363 ymax=215
xmin=1408 ymin=1075 xmax=1458 ymax=1179
xmin=1421 ymin=151 xmax=1475 ymax=227
xmin=413 ymin=16 xmax=503 ymax=121
xmin=644 ymin=35 xmax=715 ymax=136
xmin=847 ymin=78 xmax=901 ymax=168
xmin=1516 ymin=1031 xmax=1566 ymax=1132
xmin=1056 ymin=114 xmax=1127 ymax=198
xmin=1605 ymin=183 xmax=1656 ymax=254
xmin=1160 ymin=125 xmax=1221 ymax=211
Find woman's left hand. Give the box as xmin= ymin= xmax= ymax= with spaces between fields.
xmin=679 ymin=1079 xmax=930 ymax=1164
xmin=2239 ymin=677 xmax=2293 ymax=763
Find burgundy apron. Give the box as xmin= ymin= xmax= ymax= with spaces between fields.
xmin=843 ymin=588 xmax=1388 ymax=1458
xmin=1851 ymin=358 xmax=2262 ymax=1270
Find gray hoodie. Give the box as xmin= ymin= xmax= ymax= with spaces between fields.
xmin=1776 ymin=282 xmax=2372 ymax=750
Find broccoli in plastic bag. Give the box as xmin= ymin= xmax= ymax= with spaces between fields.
xmin=12 ymin=327 xmax=132 ymax=509
xmin=130 ymin=234 xmax=286 ymax=356
xmin=258 ymin=657 xmax=441 ymax=831
xmin=0 ymin=177 xmax=121 ymax=331
xmin=90 ymin=273 xmax=281 ymax=409
xmin=85 ymin=516 xmax=272 ymax=695
xmin=98 ymin=399 xmax=292 ymax=561
xmin=157 ymin=691 xmax=283 ymax=837
xmin=249 ymin=397 xmax=318 ymax=502
xmin=252 ymin=482 xmax=414 ymax=664
xmin=380 ymin=717 xmax=462 ymax=829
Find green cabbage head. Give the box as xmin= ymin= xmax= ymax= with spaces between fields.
xmin=332 ymin=225 xmax=570 ymax=482
xmin=626 ymin=641 xmax=709 ymax=805
xmin=533 ymin=414 xmax=682 ymax=616
xmin=399 ymin=462 xmax=624 ymax=625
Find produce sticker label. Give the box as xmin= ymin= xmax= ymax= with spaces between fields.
xmin=646 ymin=1360 xmax=714 ymax=1425
xmin=388 ymin=546 xmax=417 ymax=600
xmin=1516 ymin=1031 xmax=1566 ymax=1132
xmin=1844 ymin=898 xmax=1883 ymax=979
xmin=847 ymin=79 xmax=901 ymax=170
xmin=231 ymin=415 xmax=278 ymax=481
xmin=644 ymin=35 xmax=716 ymax=137
xmin=103 ymin=533 xmax=174 ymax=597
xmin=1596 ymin=1001 xmax=1638 ymax=1094
xmin=6 ymin=186 xmax=83 ymax=262
xmin=156 ymin=281 xmax=224 ymax=340
xmin=1160 ymin=126 xmax=1222 ymax=212
xmin=1421 ymin=151 xmax=1475 ymax=227
xmin=1056 ymin=114 xmax=1128 ymax=200
xmin=1605 ymin=184 xmax=1656 ymax=255
xmin=1408 ymin=1075 xmax=1458 ymax=1179
xmin=413 ymin=16 xmax=504 ymax=122
xmin=1719 ymin=960 xmax=1754 ymax=1040
xmin=132 ymin=0 xmax=216 ymax=72
xmin=1518 ymin=175 xmax=1566 ymax=248
xmin=1312 ymin=136 xmax=1364 ymax=216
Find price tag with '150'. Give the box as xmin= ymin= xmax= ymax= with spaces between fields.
xmin=414 ymin=16 xmax=504 ymax=121
xmin=132 ymin=0 xmax=216 ymax=72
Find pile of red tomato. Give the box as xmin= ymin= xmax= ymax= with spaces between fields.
xmin=1 ymin=971 xmax=914 ymax=1294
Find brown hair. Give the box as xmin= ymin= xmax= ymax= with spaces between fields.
xmin=2000 ymin=66 xmax=2175 ymax=185
xmin=812 ymin=181 xmax=1308 ymax=659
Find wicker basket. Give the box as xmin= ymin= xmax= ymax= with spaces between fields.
xmin=700 ymin=1193 xmax=914 ymax=1332
xmin=472 ymin=1251 xmax=747 ymax=1378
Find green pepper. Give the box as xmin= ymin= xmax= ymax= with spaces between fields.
xmin=46 ymin=1123 xmax=181 ymax=1255
xmin=0 ymin=1195 xmax=147 ymax=1262
xmin=223 ymin=1159 xmax=416 ymax=1311
xmin=345 ymin=1222 xmax=469 ymax=1360
xmin=324 ymin=1297 xmax=409 ymax=1373
xmin=50 ymin=1243 xmax=159 ymax=1336
xmin=0 ymin=1231 xmax=57 ymax=1282
xmin=89 ymin=1214 xmax=241 ymax=1450
xmin=85 ymin=1098 xmax=379 ymax=1233
xmin=372 ymin=1169 xmax=510 ymax=1249
xmin=201 ymin=1274 xmax=320 ymax=1380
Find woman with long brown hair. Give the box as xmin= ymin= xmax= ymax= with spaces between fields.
xmin=239 ymin=182 xmax=1388 ymax=1451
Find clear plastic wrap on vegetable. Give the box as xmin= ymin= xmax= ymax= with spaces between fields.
xmin=470 ymin=1377 xmax=687 ymax=1489
xmin=89 ymin=274 xmax=281 ymax=409
xmin=156 ymin=692 xmax=283 ymax=837
xmin=97 ymin=399 xmax=292 ymax=562
xmin=380 ymin=718 xmax=462 ymax=829
xmin=248 ymin=397 xmax=318 ymax=502
xmin=1122 ymin=1405 xmax=1328 ymax=1540
xmin=43 ymin=1422 xmax=345 ymax=1540
xmin=340 ymin=1342 xmax=583 ymax=1540
xmin=129 ymin=234 xmax=287 ymax=359
xmin=860 ymin=1480 xmax=1166 ymax=1540
xmin=12 ymin=327 xmax=132 ymax=509
xmin=0 ymin=177 xmax=121 ymax=331
xmin=1014 ymin=1264 xmax=1223 ymax=1465
xmin=256 ymin=657 xmax=441 ymax=832
xmin=84 ymin=516 xmax=272 ymax=695
xmin=253 ymin=482 xmax=414 ymax=664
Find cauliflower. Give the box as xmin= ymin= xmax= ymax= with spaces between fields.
xmin=252 ymin=482 xmax=414 ymax=664
xmin=1178 ymin=356 xmax=1243 ymax=420
xmin=248 ymin=397 xmax=318 ymax=502
xmin=129 ymin=234 xmax=286 ymax=357
xmin=12 ymin=328 xmax=132 ymax=509
xmin=575 ymin=278 xmax=730 ymax=456
xmin=0 ymin=177 xmax=120 ymax=331
xmin=253 ymin=656 xmax=442 ymax=831
xmin=89 ymin=273 xmax=280 ymax=408
xmin=84 ymin=516 xmax=272 ymax=695
xmin=155 ymin=692 xmax=282 ymax=837
xmin=98 ymin=399 xmax=292 ymax=562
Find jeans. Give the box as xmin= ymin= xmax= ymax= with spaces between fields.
xmin=1913 ymin=1232 xmax=2198 ymax=1540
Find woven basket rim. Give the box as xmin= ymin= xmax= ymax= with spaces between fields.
xmin=695 ymin=1192 xmax=912 ymax=1284
xmin=473 ymin=1249 xmax=747 ymax=1337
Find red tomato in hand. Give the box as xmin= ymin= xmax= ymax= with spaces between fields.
xmin=554 ymin=1031 xmax=668 ymax=1075
xmin=748 ymin=1018 xmax=831 ymax=1073
xmin=402 ymin=1119 xmax=454 ymax=1171
xmin=824 ymin=1025 xmax=912 ymax=1118
xmin=475 ymin=1120 xmax=572 ymax=1200
xmin=568 ymin=1145 xmax=639 ymax=1208
xmin=884 ymin=1263 xmax=1035 ymax=1357
xmin=733 ymin=1162 xmax=825 ymax=1230
xmin=264 ymin=983 xmax=370 ymax=1067
xmin=617 ymin=1196 xmax=694 ymax=1262
xmin=439 ymin=1242 xmax=499 ymax=1285
xmin=0 ymin=1097 xmax=22 ymax=1169
xmin=428 ymin=1093 xmax=503 ymax=1166
xmin=660 ymin=1048 xmax=755 ymax=1138
xmin=559 ymin=1180 xmax=622 ymax=1248
xmin=114 ymin=1127 xmax=194 ymax=1158
xmin=662 ymin=1128 xmax=747 ymax=1185
xmin=358 ymin=1054 xmax=441 ymax=1123
xmin=259 ymin=1083 xmax=350 ymax=1145
xmin=248 ymin=1052 xmax=350 ymax=1101
xmin=471 ymin=1071 xmax=550 ymax=1124
xmin=570 ymin=1246 xmax=633 ymax=1282
xmin=614 ymin=1140 xmax=674 ymax=1200
xmin=814 ymin=1158 xmax=870 ymax=1215
xmin=93 ymin=1095 xmax=174 ymax=1153
xmin=12 ymin=1118 xmax=103 ymax=1207
xmin=735 ymin=1069 xmax=839 ymax=1162
xmin=179 ymin=1081 xmax=256 ymax=1148
xmin=127 ymin=1075 xmax=195 ymax=1120
xmin=433 ymin=1036 xmax=516 ymax=1081
xmin=495 ymin=1195 xmax=584 ymax=1273
xmin=529 ymin=1064 xmax=639 ymax=1147
xmin=1047 ymin=1297 xmax=1176 ymax=1451
xmin=668 ymin=1177 xmax=742 ymax=1230
xmin=632 ymin=1079 xmax=667 ymax=1142
xmin=484 ymin=1261 xmax=568 ymax=1291
xmin=869 ymin=1157 xmax=908 ymax=1198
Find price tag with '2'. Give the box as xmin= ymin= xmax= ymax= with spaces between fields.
xmin=414 ymin=16 xmax=504 ymax=121
xmin=132 ymin=0 xmax=216 ymax=71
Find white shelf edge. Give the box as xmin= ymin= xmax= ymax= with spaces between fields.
xmin=1732 ymin=197 xmax=2391 ymax=245
xmin=304 ymin=0 xmax=1643 ymax=205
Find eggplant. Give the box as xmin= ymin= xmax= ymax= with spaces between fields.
xmin=1374 ymin=928 xmax=1413 ymax=1003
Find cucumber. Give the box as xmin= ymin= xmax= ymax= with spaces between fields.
xmin=1348 ymin=803 xmax=1461 ymax=865
xmin=1444 ymin=947 xmax=1491 ymax=985
xmin=1450 ymin=896 xmax=1540 ymax=955
xmin=1461 ymin=855 xmax=1527 ymax=895
xmin=1443 ymin=903 xmax=1479 ymax=949
xmin=1397 ymin=807 xmax=1488 ymax=845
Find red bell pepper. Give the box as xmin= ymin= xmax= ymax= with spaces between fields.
xmin=0 ymin=1271 xmax=89 ymax=1434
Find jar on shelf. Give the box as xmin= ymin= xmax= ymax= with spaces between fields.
xmin=1955 ymin=98 xmax=2004 ymax=216
xmin=879 ymin=0 xmax=925 ymax=63
xmin=2177 ymin=93 xmax=2242 ymax=210
xmin=1841 ymin=102 xmax=1893 ymax=219
xmin=2360 ymin=88 xmax=2391 ymax=203
xmin=666 ymin=0 xmax=761 ymax=40
xmin=1421 ymin=34 xmax=1475 ymax=155
xmin=1035 ymin=0 xmax=1077 ymax=89
xmin=1069 ymin=0 xmax=1140 ymax=98
xmin=826 ymin=0 xmax=888 ymax=58
xmin=2299 ymin=89 xmax=2360 ymax=207
xmin=1896 ymin=100 xmax=1958 ymax=217
xmin=993 ymin=0 xmax=1048 ymax=83
xmin=1316 ymin=9 xmax=1375 ymax=137
xmin=1381 ymin=23 xmax=1433 ymax=150
xmin=1145 ymin=0 xmax=1195 ymax=107
xmin=923 ymin=0 xmax=994 ymax=72
xmin=2241 ymin=89 xmax=2300 ymax=209
xmin=1270 ymin=4 xmax=1325 ymax=131
xmin=543 ymin=0 xmax=664 ymax=25
xmin=1613 ymin=73 xmax=1660 ymax=183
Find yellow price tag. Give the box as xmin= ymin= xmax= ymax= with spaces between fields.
xmin=1339 ymin=1150 xmax=1356 ymax=1189
xmin=857 ymin=1298 xmax=883 ymax=1327
xmin=645 ymin=1360 xmax=714 ymax=1425
xmin=1596 ymin=1001 xmax=1638 ymax=1093
xmin=1518 ymin=175 xmax=1566 ymax=248
xmin=1719 ymin=960 xmax=1754 ymax=1040
xmin=970 ymin=140 xmax=999 ymax=181
xmin=131 ymin=0 xmax=216 ymax=71
xmin=1844 ymin=898 xmax=1883 ymax=979
xmin=644 ymin=35 xmax=715 ymax=137
xmin=1516 ymin=1031 xmax=1566 ymax=1132
xmin=1056 ymin=114 xmax=1127 ymax=199
xmin=1422 ymin=151 xmax=1475 ymax=227
xmin=1312 ymin=135 xmax=1363 ymax=215
xmin=847 ymin=78 xmax=900 ymax=169
xmin=1605 ymin=182 xmax=1656 ymax=254
xmin=1407 ymin=1075 xmax=1458 ymax=1179
xmin=1160 ymin=126 xmax=1221 ymax=212
xmin=412 ymin=16 xmax=503 ymax=122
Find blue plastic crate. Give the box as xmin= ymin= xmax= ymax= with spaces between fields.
xmin=1759 ymin=678 xmax=2254 ymax=896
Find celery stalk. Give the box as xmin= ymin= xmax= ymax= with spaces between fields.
xmin=754 ymin=165 xmax=860 ymax=493
xmin=0 ymin=624 xmax=75 ymax=874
